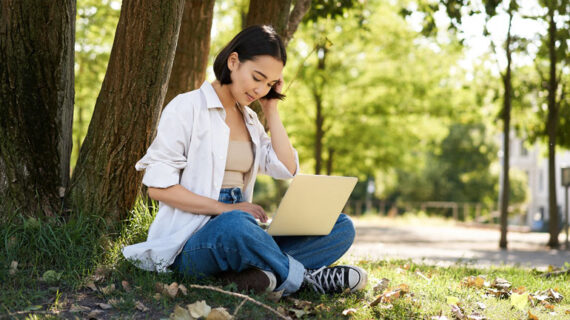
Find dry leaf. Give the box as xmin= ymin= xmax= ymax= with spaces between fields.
xmin=87 ymin=309 xmax=104 ymax=319
xmin=179 ymin=284 xmax=188 ymax=296
xmin=9 ymin=261 xmax=18 ymax=275
xmin=187 ymin=300 xmax=211 ymax=319
xmin=288 ymin=297 xmax=312 ymax=309
xmin=476 ymin=302 xmax=486 ymax=310
xmin=399 ymin=283 xmax=410 ymax=294
xmin=96 ymin=303 xmax=112 ymax=310
xmin=527 ymin=310 xmax=538 ymax=320
xmin=492 ymin=278 xmax=511 ymax=290
xmin=100 ymin=284 xmax=116 ymax=295
xmin=93 ymin=267 xmax=108 ymax=282
xmin=342 ymin=308 xmax=357 ymax=316
xmin=290 ymin=308 xmax=306 ymax=318
xmin=450 ymin=304 xmax=465 ymax=320
xmin=85 ymin=281 xmax=98 ymax=291
xmin=153 ymin=293 xmax=162 ymax=300
xmin=402 ymin=263 xmax=411 ymax=270
xmin=156 ymin=282 xmax=166 ymax=293
xmin=206 ymin=307 xmax=232 ymax=320
xmin=373 ymin=278 xmax=390 ymax=294
xmin=167 ymin=282 xmax=179 ymax=298
xmin=543 ymin=303 xmax=555 ymax=310
xmin=108 ymin=298 xmax=124 ymax=307
xmin=69 ymin=304 xmax=90 ymax=313
xmin=512 ymin=286 xmax=526 ymax=294
xmin=369 ymin=295 xmax=383 ymax=307
xmin=565 ymin=309 xmax=570 ymax=314
xmin=135 ymin=301 xmax=149 ymax=312
xmin=170 ymin=304 xmax=193 ymax=320
xmin=121 ymin=280 xmax=131 ymax=292
xmin=467 ymin=312 xmax=486 ymax=320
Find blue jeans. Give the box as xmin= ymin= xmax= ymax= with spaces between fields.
xmin=171 ymin=187 xmax=355 ymax=295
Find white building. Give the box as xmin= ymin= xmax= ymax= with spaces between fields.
xmin=504 ymin=133 xmax=570 ymax=230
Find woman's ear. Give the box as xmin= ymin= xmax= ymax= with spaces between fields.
xmin=227 ymin=52 xmax=239 ymax=71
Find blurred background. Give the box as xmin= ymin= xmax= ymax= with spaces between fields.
xmin=73 ymin=0 xmax=570 ymax=233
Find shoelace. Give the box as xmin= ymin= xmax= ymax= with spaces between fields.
xmin=303 ymin=267 xmax=345 ymax=294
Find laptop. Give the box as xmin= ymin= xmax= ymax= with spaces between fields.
xmin=261 ymin=174 xmax=358 ymax=236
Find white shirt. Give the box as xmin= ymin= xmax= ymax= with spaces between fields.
xmin=122 ymin=81 xmax=299 ymax=272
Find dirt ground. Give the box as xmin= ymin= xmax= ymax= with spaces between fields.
xmin=346 ymin=216 xmax=570 ymax=269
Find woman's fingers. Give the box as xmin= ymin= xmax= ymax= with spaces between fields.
xmin=233 ymin=202 xmax=268 ymax=222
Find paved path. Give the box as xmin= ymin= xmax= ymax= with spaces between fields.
xmin=345 ymin=217 xmax=570 ymax=269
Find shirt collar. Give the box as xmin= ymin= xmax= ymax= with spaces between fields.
xmin=200 ymin=81 xmax=224 ymax=110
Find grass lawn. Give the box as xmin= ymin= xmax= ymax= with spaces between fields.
xmin=2 ymin=205 xmax=569 ymax=319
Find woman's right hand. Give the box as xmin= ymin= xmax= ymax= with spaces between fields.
xmin=224 ymin=202 xmax=268 ymax=223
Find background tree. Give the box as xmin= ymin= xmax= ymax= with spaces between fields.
xmin=0 ymin=0 xmax=75 ymax=216
xmin=68 ymin=0 xmax=185 ymax=219
xmin=163 ymin=0 xmax=216 ymax=107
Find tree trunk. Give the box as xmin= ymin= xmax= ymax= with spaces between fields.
xmin=245 ymin=0 xmax=292 ymax=37
xmin=0 ymin=0 xmax=75 ymax=216
xmin=546 ymin=3 xmax=559 ymax=248
xmin=314 ymin=90 xmax=324 ymax=174
xmin=499 ymin=11 xmax=514 ymax=249
xmin=163 ymin=0 xmax=215 ymax=107
xmin=326 ymin=147 xmax=334 ymax=175
xmin=68 ymin=0 xmax=185 ymax=220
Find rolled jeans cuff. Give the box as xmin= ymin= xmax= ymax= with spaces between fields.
xmin=275 ymin=254 xmax=304 ymax=295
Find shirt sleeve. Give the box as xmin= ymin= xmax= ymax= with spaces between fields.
xmin=135 ymin=95 xmax=192 ymax=188
xmin=255 ymin=116 xmax=300 ymax=179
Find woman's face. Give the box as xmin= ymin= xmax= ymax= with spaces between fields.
xmin=227 ymin=53 xmax=283 ymax=106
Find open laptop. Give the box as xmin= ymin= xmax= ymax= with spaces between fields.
xmin=261 ymin=174 xmax=358 ymax=236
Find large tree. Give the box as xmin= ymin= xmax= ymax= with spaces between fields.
xmin=163 ymin=0 xmax=215 ymax=107
xmin=0 ymin=1 xmax=75 ymax=216
xmin=67 ymin=0 xmax=185 ymax=219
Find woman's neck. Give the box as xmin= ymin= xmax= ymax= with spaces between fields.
xmin=212 ymin=80 xmax=237 ymax=111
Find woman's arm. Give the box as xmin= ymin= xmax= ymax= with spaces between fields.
xmin=260 ymin=78 xmax=296 ymax=175
xmin=148 ymin=185 xmax=268 ymax=222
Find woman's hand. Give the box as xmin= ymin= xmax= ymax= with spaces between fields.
xmin=259 ymin=76 xmax=284 ymax=115
xmin=224 ymin=202 xmax=268 ymax=222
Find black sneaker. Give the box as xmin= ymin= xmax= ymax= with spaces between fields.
xmin=303 ymin=265 xmax=368 ymax=294
xmin=218 ymin=268 xmax=277 ymax=293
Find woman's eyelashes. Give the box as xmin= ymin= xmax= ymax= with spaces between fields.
xmin=253 ymin=75 xmax=275 ymax=87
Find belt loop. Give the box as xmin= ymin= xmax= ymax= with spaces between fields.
xmin=230 ymin=188 xmax=239 ymax=204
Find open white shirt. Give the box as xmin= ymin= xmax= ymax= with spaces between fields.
xmin=122 ymin=81 xmax=299 ymax=272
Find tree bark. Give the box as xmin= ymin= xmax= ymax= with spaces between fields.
xmin=163 ymin=0 xmax=215 ymax=107
xmin=314 ymin=90 xmax=324 ymax=174
xmin=245 ymin=0 xmax=292 ymax=37
xmin=499 ymin=10 xmax=514 ymax=249
xmin=0 ymin=0 xmax=75 ymax=216
xmin=68 ymin=0 xmax=185 ymax=219
xmin=546 ymin=3 xmax=559 ymax=248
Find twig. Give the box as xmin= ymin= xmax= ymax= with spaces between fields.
xmin=542 ymin=269 xmax=570 ymax=278
xmin=188 ymin=284 xmax=290 ymax=320
xmin=232 ymin=298 xmax=248 ymax=317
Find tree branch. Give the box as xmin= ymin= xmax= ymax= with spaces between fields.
xmin=284 ymin=0 xmax=311 ymax=46
xmin=188 ymin=284 xmax=290 ymax=320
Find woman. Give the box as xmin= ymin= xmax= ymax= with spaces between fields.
xmin=123 ymin=25 xmax=367 ymax=296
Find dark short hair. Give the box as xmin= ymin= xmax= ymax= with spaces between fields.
xmin=213 ymin=25 xmax=286 ymax=100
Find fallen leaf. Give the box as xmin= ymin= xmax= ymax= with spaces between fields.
xmin=96 ymin=303 xmax=112 ymax=310
xmin=206 ymin=307 xmax=232 ymax=320
xmin=187 ymin=300 xmax=211 ymax=319
xmin=135 ymin=301 xmax=149 ymax=312
xmin=446 ymin=296 xmax=460 ymax=306
xmin=450 ymin=304 xmax=465 ymax=320
xmin=85 ymin=281 xmax=98 ymax=291
xmin=156 ymin=282 xmax=166 ymax=293
xmin=399 ymin=283 xmax=410 ymax=294
xmin=566 ymin=309 xmax=570 ymax=314
xmin=402 ymin=263 xmax=411 ymax=270
xmin=287 ymin=297 xmax=312 ymax=309
xmin=121 ymin=280 xmax=131 ymax=292
xmin=513 ymin=286 xmax=526 ymax=294
xmin=153 ymin=293 xmax=162 ymax=300
xmin=467 ymin=312 xmax=486 ymax=320
xmin=42 ymin=270 xmax=62 ymax=283
xmin=100 ymin=284 xmax=115 ymax=295
xmin=373 ymin=278 xmax=390 ymax=294
xmin=93 ymin=267 xmax=108 ymax=282
xmin=87 ymin=309 xmax=104 ymax=319
xmin=167 ymin=282 xmax=179 ymax=298
xmin=342 ymin=308 xmax=357 ymax=316
xmin=290 ymin=308 xmax=306 ymax=318
xmin=108 ymin=298 xmax=124 ymax=307
xmin=179 ymin=284 xmax=188 ymax=296
xmin=170 ymin=304 xmax=193 ymax=320
xmin=543 ymin=303 xmax=555 ymax=310
xmin=527 ymin=310 xmax=538 ymax=320
xmin=9 ymin=261 xmax=18 ymax=275
xmin=476 ymin=302 xmax=486 ymax=310
xmin=492 ymin=278 xmax=511 ymax=290
xmin=69 ymin=304 xmax=90 ymax=313
xmin=511 ymin=292 xmax=529 ymax=311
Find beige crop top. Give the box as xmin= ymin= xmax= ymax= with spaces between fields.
xmin=221 ymin=141 xmax=254 ymax=189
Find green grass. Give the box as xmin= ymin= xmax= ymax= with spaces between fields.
xmin=1 ymin=204 xmax=570 ymax=319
